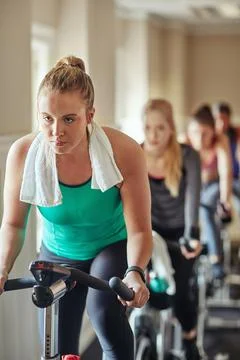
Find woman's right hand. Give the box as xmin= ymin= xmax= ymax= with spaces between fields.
xmin=0 ymin=270 xmax=8 ymax=295
xmin=217 ymin=202 xmax=232 ymax=224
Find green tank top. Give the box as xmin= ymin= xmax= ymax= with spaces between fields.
xmin=38 ymin=179 xmax=127 ymax=260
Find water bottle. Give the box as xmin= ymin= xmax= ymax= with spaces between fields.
xmin=149 ymin=271 xmax=168 ymax=293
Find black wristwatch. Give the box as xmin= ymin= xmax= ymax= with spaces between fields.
xmin=124 ymin=266 xmax=145 ymax=283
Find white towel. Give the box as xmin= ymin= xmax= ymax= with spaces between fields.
xmin=20 ymin=122 xmax=123 ymax=207
xmin=151 ymin=231 xmax=176 ymax=295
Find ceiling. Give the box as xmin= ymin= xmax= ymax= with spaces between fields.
xmin=115 ymin=0 xmax=240 ymax=24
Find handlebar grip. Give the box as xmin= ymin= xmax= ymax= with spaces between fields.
xmin=109 ymin=277 xmax=134 ymax=301
xmin=4 ymin=278 xmax=36 ymax=291
xmin=179 ymin=237 xmax=195 ymax=253
xmin=220 ymin=213 xmax=232 ymax=224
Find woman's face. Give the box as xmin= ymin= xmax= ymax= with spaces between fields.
xmin=213 ymin=111 xmax=230 ymax=134
xmin=187 ymin=121 xmax=215 ymax=151
xmin=144 ymin=110 xmax=173 ymax=155
xmin=38 ymin=90 xmax=94 ymax=155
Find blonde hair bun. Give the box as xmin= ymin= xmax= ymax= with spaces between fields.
xmin=55 ymin=55 xmax=86 ymax=72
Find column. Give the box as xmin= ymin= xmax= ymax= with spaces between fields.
xmin=163 ymin=22 xmax=188 ymax=132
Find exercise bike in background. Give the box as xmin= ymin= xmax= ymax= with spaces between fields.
xmin=129 ymin=233 xmax=202 ymax=360
xmin=206 ymin=211 xmax=240 ymax=330
xmin=196 ymin=203 xmax=240 ymax=360
xmin=198 ymin=203 xmax=240 ymax=330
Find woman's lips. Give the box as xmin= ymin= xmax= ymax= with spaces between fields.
xmin=54 ymin=140 xmax=66 ymax=146
xmin=149 ymin=142 xmax=159 ymax=146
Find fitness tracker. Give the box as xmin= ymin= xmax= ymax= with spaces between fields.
xmin=124 ymin=266 xmax=146 ymax=283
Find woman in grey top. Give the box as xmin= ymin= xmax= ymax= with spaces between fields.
xmin=142 ymin=99 xmax=202 ymax=360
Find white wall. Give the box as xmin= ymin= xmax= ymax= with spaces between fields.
xmin=115 ymin=15 xmax=149 ymax=141
xmin=187 ymin=31 xmax=240 ymax=125
xmin=87 ymin=0 xmax=116 ymax=125
xmin=0 ymin=0 xmax=32 ymax=135
xmin=32 ymin=0 xmax=59 ymax=28
xmin=147 ymin=18 xmax=164 ymax=99
xmin=57 ymin=0 xmax=89 ymax=62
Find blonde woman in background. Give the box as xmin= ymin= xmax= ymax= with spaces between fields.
xmin=142 ymin=99 xmax=202 ymax=360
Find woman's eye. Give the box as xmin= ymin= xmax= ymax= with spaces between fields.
xmin=43 ymin=116 xmax=52 ymax=123
xmin=64 ymin=117 xmax=74 ymax=124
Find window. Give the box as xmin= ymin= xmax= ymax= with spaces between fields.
xmin=31 ymin=23 xmax=55 ymax=251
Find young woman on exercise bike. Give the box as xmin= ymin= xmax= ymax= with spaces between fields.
xmin=182 ymin=104 xmax=232 ymax=280
xmin=142 ymin=99 xmax=202 ymax=360
xmin=0 ymin=55 xmax=152 ymax=360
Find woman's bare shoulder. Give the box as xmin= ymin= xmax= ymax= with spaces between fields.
xmin=102 ymin=126 xmax=145 ymax=173
xmin=103 ymin=126 xmax=142 ymax=153
xmin=7 ymin=133 xmax=37 ymax=162
xmin=178 ymin=132 xmax=189 ymax=144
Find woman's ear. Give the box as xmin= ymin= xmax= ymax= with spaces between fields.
xmin=87 ymin=108 xmax=95 ymax=124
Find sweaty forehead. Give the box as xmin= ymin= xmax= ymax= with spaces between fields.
xmin=38 ymin=91 xmax=86 ymax=115
xmin=146 ymin=110 xmax=167 ymax=124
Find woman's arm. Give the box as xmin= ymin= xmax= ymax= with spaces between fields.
xmin=183 ymin=146 xmax=201 ymax=239
xmin=0 ymin=136 xmax=32 ymax=293
xmin=235 ymin=127 xmax=240 ymax=165
xmin=105 ymin=127 xmax=152 ymax=307
xmin=119 ymin=141 xmax=152 ymax=271
xmin=216 ymin=134 xmax=233 ymax=205
xmin=181 ymin=146 xmax=202 ymax=259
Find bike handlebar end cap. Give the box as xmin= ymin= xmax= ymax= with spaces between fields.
xmin=108 ymin=276 xmax=120 ymax=289
xmin=32 ymin=285 xmax=54 ymax=308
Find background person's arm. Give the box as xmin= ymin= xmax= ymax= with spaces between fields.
xmin=0 ymin=136 xmax=32 ymax=293
xmin=182 ymin=145 xmax=202 ymax=258
xmin=235 ymin=127 xmax=240 ymax=165
xmin=217 ymin=134 xmax=233 ymax=206
xmin=177 ymin=132 xmax=189 ymax=145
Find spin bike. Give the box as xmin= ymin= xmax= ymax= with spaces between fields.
xmin=4 ymin=260 xmax=134 ymax=360
xmin=195 ymin=202 xmax=240 ymax=360
xmin=129 ymin=237 xmax=198 ymax=360
xmin=197 ymin=203 xmax=240 ymax=332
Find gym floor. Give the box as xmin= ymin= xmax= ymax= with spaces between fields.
xmin=82 ymin=328 xmax=240 ymax=360
xmin=82 ymin=245 xmax=240 ymax=360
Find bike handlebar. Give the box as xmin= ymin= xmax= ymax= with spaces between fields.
xmin=4 ymin=278 xmax=37 ymax=291
xmin=200 ymin=202 xmax=232 ymax=224
xmin=4 ymin=261 xmax=134 ymax=302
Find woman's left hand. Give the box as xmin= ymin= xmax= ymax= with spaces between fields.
xmin=181 ymin=239 xmax=202 ymax=259
xmin=119 ymin=271 xmax=150 ymax=308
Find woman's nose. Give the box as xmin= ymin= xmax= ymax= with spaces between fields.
xmin=149 ymin=130 xmax=157 ymax=141
xmin=52 ymin=123 xmax=64 ymax=137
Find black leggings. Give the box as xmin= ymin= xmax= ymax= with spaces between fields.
xmin=38 ymin=240 xmax=134 ymax=360
xmin=167 ymin=243 xmax=197 ymax=332
xmin=154 ymin=227 xmax=197 ymax=333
